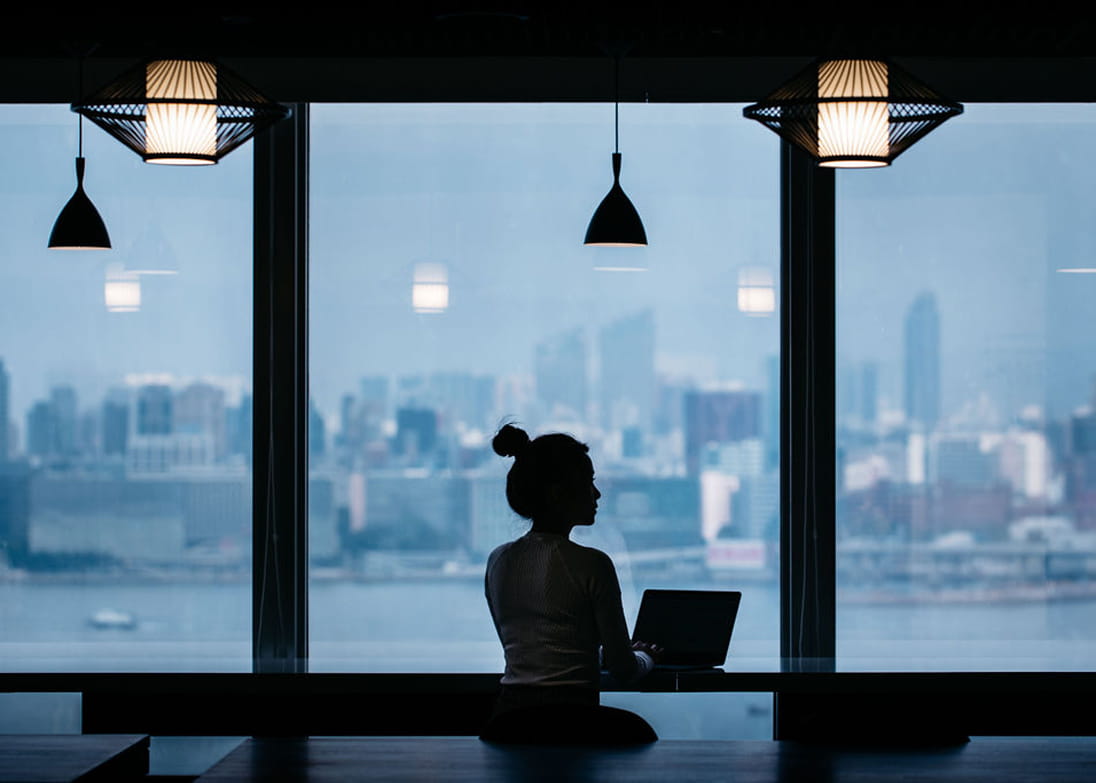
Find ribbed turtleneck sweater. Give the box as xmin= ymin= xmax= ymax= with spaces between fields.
xmin=485 ymin=530 xmax=653 ymax=689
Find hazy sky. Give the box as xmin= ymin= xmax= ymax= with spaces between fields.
xmin=2 ymin=102 xmax=1096 ymax=430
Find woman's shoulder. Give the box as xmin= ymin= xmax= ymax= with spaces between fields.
xmin=561 ymin=539 xmax=615 ymax=570
xmin=487 ymin=538 xmax=517 ymax=561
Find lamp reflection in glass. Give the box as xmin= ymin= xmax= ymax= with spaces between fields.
xmin=125 ymin=226 xmax=180 ymax=276
xmin=591 ymin=242 xmax=648 ymax=273
xmin=817 ymin=60 xmax=889 ymax=168
xmin=412 ymin=263 xmax=449 ymax=313
xmin=104 ymin=264 xmax=141 ymax=312
xmin=737 ymin=268 xmax=775 ymax=316
xmin=145 ymin=60 xmax=218 ymax=165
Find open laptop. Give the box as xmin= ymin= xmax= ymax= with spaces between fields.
xmin=631 ymin=589 xmax=742 ymax=671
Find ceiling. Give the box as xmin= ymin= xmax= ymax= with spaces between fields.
xmin=4 ymin=9 xmax=1096 ymax=103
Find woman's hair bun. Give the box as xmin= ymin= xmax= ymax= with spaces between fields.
xmin=492 ymin=424 xmax=531 ymax=458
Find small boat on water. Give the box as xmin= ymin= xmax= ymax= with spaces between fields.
xmin=87 ymin=609 xmax=137 ymax=630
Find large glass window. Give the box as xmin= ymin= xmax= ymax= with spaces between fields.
xmin=0 ymin=106 xmax=252 ymax=671
xmin=837 ymin=105 xmax=1096 ymax=670
xmin=309 ymin=104 xmax=780 ymax=732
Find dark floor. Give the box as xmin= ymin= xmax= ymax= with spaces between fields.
xmin=195 ymin=736 xmax=1096 ymax=782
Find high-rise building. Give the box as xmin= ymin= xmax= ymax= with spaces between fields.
xmin=360 ymin=376 xmax=390 ymax=424
xmin=860 ymin=361 xmax=879 ymax=426
xmin=0 ymin=359 xmax=8 ymax=462
xmin=599 ymin=309 xmax=655 ymax=432
xmin=838 ymin=360 xmax=880 ymax=430
xmin=49 ymin=385 xmax=77 ymax=457
xmin=535 ymin=327 xmax=587 ymax=422
xmin=102 ymin=388 xmax=130 ymax=457
xmin=764 ymin=354 xmax=779 ymax=471
xmin=310 ymin=401 xmax=326 ymax=462
xmin=0 ymin=461 xmax=30 ymax=563
xmin=394 ymin=407 xmax=437 ymax=461
xmin=427 ymin=372 xmax=497 ymax=432
xmin=137 ymin=384 xmax=173 ymax=435
xmin=26 ymin=400 xmax=54 ymax=458
xmin=77 ymin=410 xmax=100 ymax=457
xmin=931 ymin=435 xmax=996 ymax=487
xmin=175 ymin=382 xmax=227 ymax=458
xmin=684 ymin=389 xmax=762 ymax=475
xmin=226 ymin=394 xmax=252 ymax=465
xmin=904 ymin=292 xmax=941 ymax=431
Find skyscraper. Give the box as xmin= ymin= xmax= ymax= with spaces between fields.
xmin=175 ymin=382 xmax=227 ymax=458
xmin=310 ymin=401 xmax=326 ymax=462
xmin=598 ymin=309 xmax=655 ymax=432
xmin=26 ymin=400 xmax=54 ymax=458
xmin=860 ymin=361 xmax=879 ymax=426
xmin=137 ymin=384 xmax=173 ymax=435
xmin=0 ymin=360 xmax=8 ymax=461
xmin=102 ymin=389 xmax=130 ymax=457
xmin=839 ymin=360 xmax=880 ymax=429
xmin=535 ymin=327 xmax=587 ymax=422
xmin=684 ymin=389 xmax=762 ymax=475
xmin=904 ymin=292 xmax=941 ymax=431
xmin=49 ymin=385 xmax=77 ymax=457
xmin=764 ymin=354 xmax=779 ymax=471
xmin=394 ymin=407 xmax=437 ymax=461
xmin=227 ymin=394 xmax=253 ymax=464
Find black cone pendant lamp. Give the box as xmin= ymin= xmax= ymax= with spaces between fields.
xmin=49 ymin=59 xmax=110 ymax=250
xmin=584 ymin=58 xmax=647 ymax=247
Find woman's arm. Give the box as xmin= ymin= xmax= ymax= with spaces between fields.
xmin=588 ymin=550 xmax=654 ymax=683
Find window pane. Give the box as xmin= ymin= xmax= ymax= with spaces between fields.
xmin=0 ymin=106 xmax=252 ymax=671
xmin=837 ymin=104 xmax=1096 ymax=670
xmin=309 ymin=104 xmax=780 ymax=705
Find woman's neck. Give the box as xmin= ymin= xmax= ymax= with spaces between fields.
xmin=530 ymin=520 xmax=573 ymax=537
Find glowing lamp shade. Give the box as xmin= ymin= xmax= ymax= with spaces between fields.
xmin=744 ymin=58 xmax=962 ymax=167
xmin=48 ymin=157 xmax=111 ymax=250
xmin=413 ymin=263 xmax=449 ymax=313
xmin=737 ymin=268 xmax=776 ymax=316
xmin=584 ymin=153 xmax=647 ymax=247
xmin=145 ymin=60 xmax=218 ymax=165
xmin=817 ymin=60 xmax=889 ymax=168
xmin=105 ymin=265 xmax=141 ymax=312
xmin=75 ymin=58 xmax=288 ymax=165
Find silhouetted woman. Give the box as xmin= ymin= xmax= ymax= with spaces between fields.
xmin=481 ymin=424 xmax=661 ymax=742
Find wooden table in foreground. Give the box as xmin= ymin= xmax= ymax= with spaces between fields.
xmin=197 ymin=736 xmax=1096 ymax=783
xmin=0 ymin=734 xmax=148 ymax=783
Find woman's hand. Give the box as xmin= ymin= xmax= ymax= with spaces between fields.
xmin=632 ymin=640 xmax=664 ymax=663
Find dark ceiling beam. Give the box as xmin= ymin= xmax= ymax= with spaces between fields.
xmin=6 ymin=56 xmax=1096 ymax=104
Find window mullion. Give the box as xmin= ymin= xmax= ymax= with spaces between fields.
xmin=253 ymin=103 xmax=310 ymax=673
xmin=779 ymin=141 xmax=836 ymax=667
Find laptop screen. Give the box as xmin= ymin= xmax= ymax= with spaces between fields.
xmin=632 ymin=589 xmax=742 ymax=667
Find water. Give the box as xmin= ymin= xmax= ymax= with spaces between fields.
xmin=3 ymin=577 xmax=1095 ymax=671
xmin=3 ymin=578 xmax=1095 ymax=738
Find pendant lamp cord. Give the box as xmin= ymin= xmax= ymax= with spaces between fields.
xmin=613 ymin=55 xmax=620 ymax=154
xmin=77 ymin=56 xmax=84 ymax=158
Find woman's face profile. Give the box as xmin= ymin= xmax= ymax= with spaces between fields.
xmin=569 ymin=456 xmax=601 ymax=527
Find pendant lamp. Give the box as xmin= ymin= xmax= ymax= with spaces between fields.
xmin=744 ymin=58 xmax=962 ymax=168
xmin=584 ymin=58 xmax=647 ymax=247
xmin=74 ymin=58 xmax=289 ymax=165
xmin=49 ymin=58 xmax=111 ymax=250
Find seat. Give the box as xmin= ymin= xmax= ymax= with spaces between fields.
xmin=479 ymin=703 xmax=658 ymax=745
